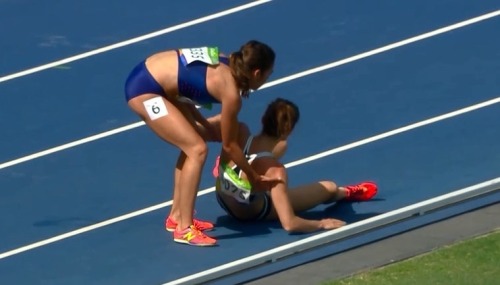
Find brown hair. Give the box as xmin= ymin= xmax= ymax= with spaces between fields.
xmin=230 ymin=40 xmax=275 ymax=93
xmin=261 ymin=98 xmax=300 ymax=138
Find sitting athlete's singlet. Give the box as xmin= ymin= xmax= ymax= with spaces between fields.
xmin=218 ymin=136 xmax=274 ymax=204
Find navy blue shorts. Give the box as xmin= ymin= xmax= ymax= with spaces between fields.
xmin=124 ymin=60 xmax=167 ymax=102
xmin=216 ymin=192 xmax=272 ymax=222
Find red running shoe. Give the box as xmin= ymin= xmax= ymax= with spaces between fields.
xmin=173 ymin=225 xmax=217 ymax=247
xmin=166 ymin=216 xmax=214 ymax=232
xmin=344 ymin=181 xmax=378 ymax=201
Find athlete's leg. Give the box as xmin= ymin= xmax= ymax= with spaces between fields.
xmin=165 ymin=102 xmax=215 ymax=231
xmin=128 ymin=94 xmax=207 ymax=232
xmin=168 ymin=113 xmax=244 ymax=229
xmin=172 ymin=112 xmax=220 ymax=219
xmin=276 ymin=179 xmax=378 ymax=213
xmin=267 ymin=180 xmax=377 ymax=220
xmin=266 ymin=181 xmax=344 ymax=219
xmin=167 ymin=151 xmax=186 ymax=223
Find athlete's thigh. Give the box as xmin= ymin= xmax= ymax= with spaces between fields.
xmin=128 ymin=94 xmax=204 ymax=153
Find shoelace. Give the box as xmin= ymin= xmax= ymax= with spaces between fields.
xmin=193 ymin=220 xmax=207 ymax=228
xmin=189 ymin=226 xmax=208 ymax=238
xmin=348 ymin=185 xmax=366 ymax=197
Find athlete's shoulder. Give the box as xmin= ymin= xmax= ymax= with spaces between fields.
xmin=253 ymin=155 xmax=283 ymax=175
xmin=262 ymin=160 xmax=285 ymax=179
xmin=211 ymin=74 xmax=240 ymax=103
xmin=272 ymin=140 xmax=288 ymax=159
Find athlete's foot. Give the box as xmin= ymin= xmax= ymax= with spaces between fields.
xmin=344 ymin=181 xmax=378 ymax=201
xmin=166 ymin=216 xmax=214 ymax=232
xmin=173 ymin=225 xmax=217 ymax=247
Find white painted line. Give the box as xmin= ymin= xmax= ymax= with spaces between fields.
xmin=0 ymin=96 xmax=498 ymax=260
xmin=261 ymin=9 xmax=500 ymax=89
xmin=1 ymin=10 xmax=498 ymax=170
xmin=0 ymin=122 xmax=145 ymax=170
xmin=0 ymin=201 xmax=173 ymax=260
xmin=0 ymin=0 xmax=272 ymax=83
xmin=285 ymin=97 xmax=500 ymax=168
xmin=166 ymin=177 xmax=500 ymax=285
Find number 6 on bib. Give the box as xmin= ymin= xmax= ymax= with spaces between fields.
xmin=143 ymin=97 xmax=168 ymax=120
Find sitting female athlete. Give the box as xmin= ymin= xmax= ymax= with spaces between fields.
xmin=213 ymin=98 xmax=377 ymax=232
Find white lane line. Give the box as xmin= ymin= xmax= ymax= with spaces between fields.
xmin=262 ymin=9 xmax=500 ymax=89
xmin=0 ymin=122 xmax=145 ymax=170
xmin=0 ymin=200 xmax=174 ymax=260
xmin=1 ymin=10 xmax=498 ymax=171
xmin=285 ymin=97 xmax=500 ymax=168
xmin=0 ymin=96 xmax=498 ymax=260
xmin=0 ymin=0 xmax=272 ymax=83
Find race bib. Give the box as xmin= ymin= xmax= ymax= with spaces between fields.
xmin=179 ymin=47 xmax=219 ymax=66
xmin=218 ymin=164 xmax=252 ymax=204
xmin=143 ymin=96 xmax=168 ymax=120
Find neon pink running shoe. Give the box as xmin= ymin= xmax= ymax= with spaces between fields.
xmin=212 ymin=156 xmax=220 ymax=178
xmin=165 ymin=216 xmax=214 ymax=232
xmin=173 ymin=225 xmax=217 ymax=247
xmin=344 ymin=181 xmax=378 ymax=201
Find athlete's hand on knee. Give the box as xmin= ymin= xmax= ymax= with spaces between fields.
xmin=320 ymin=218 xmax=346 ymax=230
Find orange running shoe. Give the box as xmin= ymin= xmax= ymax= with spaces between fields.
xmin=165 ymin=216 xmax=214 ymax=232
xmin=344 ymin=181 xmax=378 ymax=201
xmin=173 ymin=225 xmax=217 ymax=246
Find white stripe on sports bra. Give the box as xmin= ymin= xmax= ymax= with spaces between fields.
xmin=219 ymin=135 xmax=275 ymax=204
xmin=236 ymin=136 xmax=274 ymax=178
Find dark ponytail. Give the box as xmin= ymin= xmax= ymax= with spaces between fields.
xmin=230 ymin=40 xmax=275 ymax=94
xmin=261 ymin=98 xmax=300 ymax=138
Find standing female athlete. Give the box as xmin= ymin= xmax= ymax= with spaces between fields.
xmin=124 ymin=40 xmax=279 ymax=246
xmin=214 ymin=98 xmax=377 ymax=232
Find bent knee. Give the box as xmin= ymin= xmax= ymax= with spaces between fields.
xmin=319 ymin=181 xmax=338 ymax=194
xmin=186 ymin=142 xmax=208 ymax=162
